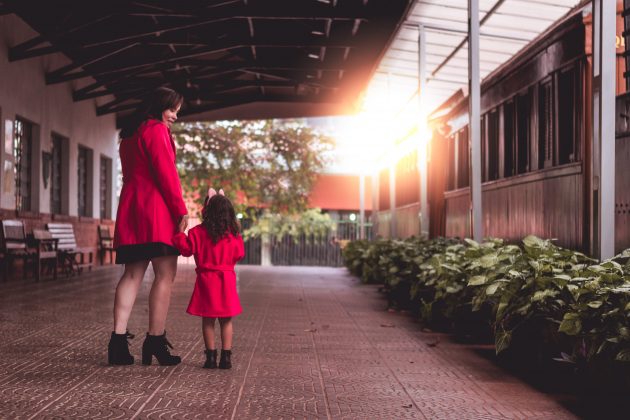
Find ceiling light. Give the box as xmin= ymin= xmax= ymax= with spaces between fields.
xmin=308 ymin=53 xmax=320 ymax=59
xmin=311 ymin=30 xmax=325 ymax=36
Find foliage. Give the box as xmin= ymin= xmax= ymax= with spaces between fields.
xmin=242 ymin=208 xmax=335 ymax=242
xmin=172 ymin=120 xmax=334 ymax=216
xmin=341 ymin=234 xmax=630 ymax=375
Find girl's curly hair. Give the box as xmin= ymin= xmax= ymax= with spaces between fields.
xmin=201 ymin=194 xmax=240 ymax=244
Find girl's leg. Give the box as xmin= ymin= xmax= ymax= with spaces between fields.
xmin=202 ymin=317 xmax=217 ymax=349
xmin=218 ymin=317 xmax=233 ymax=350
xmin=113 ymin=260 xmax=150 ymax=334
xmin=148 ymin=255 xmax=178 ymax=335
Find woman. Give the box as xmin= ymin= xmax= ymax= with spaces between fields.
xmin=108 ymin=87 xmax=189 ymax=366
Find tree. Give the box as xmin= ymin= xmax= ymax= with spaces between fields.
xmin=172 ymin=120 xmax=334 ymax=216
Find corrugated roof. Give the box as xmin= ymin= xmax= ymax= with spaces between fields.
xmin=370 ymin=0 xmax=584 ymax=114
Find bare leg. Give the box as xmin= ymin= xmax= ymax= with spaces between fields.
xmin=202 ymin=317 xmax=217 ymax=350
xmin=218 ymin=317 xmax=233 ymax=350
xmin=113 ymin=260 xmax=150 ymax=334
xmin=148 ymin=255 xmax=178 ymax=335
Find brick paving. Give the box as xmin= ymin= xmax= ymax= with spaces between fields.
xmin=0 ymin=265 xmax=579 ymax=419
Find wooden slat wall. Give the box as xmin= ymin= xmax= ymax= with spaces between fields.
xmin=615 ymin=134 xmax=630 ymax=253
xmin=375 ymin=211 xmax=391 ymax=238
xmin=443 ymin=164 xmax=584 ymax=249
xmin=395 ymin=203 xmax=421 ymax=238
xmin=444 ymin=190 xmax=470 ymax=239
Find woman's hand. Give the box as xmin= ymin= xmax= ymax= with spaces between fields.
xmin=178 ymin=214 xmax=189 ymax=232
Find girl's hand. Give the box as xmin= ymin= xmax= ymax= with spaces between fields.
xmin=178 ymin=214 xmax=189 ymax=232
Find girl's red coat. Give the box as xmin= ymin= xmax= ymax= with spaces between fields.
xmin=114 ymin=120 xmax=187 ymax=248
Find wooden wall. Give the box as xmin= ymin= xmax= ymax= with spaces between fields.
xmin=616 ymin=133 xmax=630 ymax=253
xmin=443 ymin=164 xmax=584 ymax=250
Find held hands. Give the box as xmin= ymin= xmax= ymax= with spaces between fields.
xmin=178 ymin=214 xmax=189 ymax=232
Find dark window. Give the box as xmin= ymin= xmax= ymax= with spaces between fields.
xmin=78 ymin=146 xmax=89 ymax=217
xmin=538 ymin=79 xmax=554 ymax=169
xmin=487 ymin=110 xmax=500 ymax=181
xmin=51 ymin=133 xmax=64 ymax=214
xmin=100 ymin=156 xmax=112 ymax=219
xmin=503 ymin=101 xmax=515 ymax=178
xmin=516 ymin=90 xmax=531 ymax=174
xmin=395 ymin=150 xmax=419 ymax=206
xmin=457 ymin=128 xmax=469 ymax=188
xmin=14 ymin=118 xmax=32 ymax=212
xmin=558 ymin=67 xmax=577 ymax=164
xmin=446 ymin=136 xmax=456 ymax=190
xmin=481 ymin=116 xmax=487 ymax=182
xmin=378 ymin=168 xmax=390 ymax=210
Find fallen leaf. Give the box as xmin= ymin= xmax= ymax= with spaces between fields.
xmin=380 ymin=323 xmax=396 ymax=328
xmin=304 ymin=328 xmax=317 ymax=333
xmin=426 ymin=338 xmax=440 ymax=347
xmin=402 ymin=404 xmax=413 ymax=409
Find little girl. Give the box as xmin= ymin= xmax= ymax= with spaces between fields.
xmin=172 ymin=188 xmax=244 ymax=369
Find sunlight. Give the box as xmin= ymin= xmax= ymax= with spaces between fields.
xmin=336 ymin=76 xmax=435 ymax=174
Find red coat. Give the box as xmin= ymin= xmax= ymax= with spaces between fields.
xmin=173 ymin=227 xmax=245 ymax=317
xmin=114 ymin=120 xmax=187 ymax=248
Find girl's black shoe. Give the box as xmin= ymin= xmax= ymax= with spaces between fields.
xmin=219 ymin=349 xmax=232 ymax=369
xmin=141 ymin=332 xmax=181 ymax=366
xmin=203 ymin=349 xmax=218 ymax=369
xmin=108 ymin=331 xmax=134 ymax=365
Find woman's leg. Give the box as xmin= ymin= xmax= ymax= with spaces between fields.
xmin=218 ymin=317 xmax=233 ymax=350
xmin=113 ymin=260 xmax=150 ymax=334
xmin=148 ymin=255 xmax=178 ymax=335
xmin=202 ymin=317 xmax=217 ymax=350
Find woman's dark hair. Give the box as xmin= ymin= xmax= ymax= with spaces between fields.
xmin=202 ymin=194 xmax=240 ymax=244
xmin=119 ymin=87 xmax=184 ymax=138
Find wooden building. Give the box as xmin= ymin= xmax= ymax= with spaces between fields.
xmin=374 ymin=1 xmax=630 ymax=254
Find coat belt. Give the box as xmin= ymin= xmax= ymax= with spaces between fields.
xmin=196 ymin=266 xmax=233 ymax=274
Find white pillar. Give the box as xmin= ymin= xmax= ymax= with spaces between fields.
xmin=359 ymin=174 xmax=365 ymax=239
xmin=389 ymin=164 xmax=397 ymax=238
xmin=372 ymin=170 xmax=379 ymax=238
xmin=592 ymin=0 xmax=616 ymax=259
xmin=418 ymin=24 xmax=430 ymax=239
xmin=468 ymin=0 xmax=483 ymax=242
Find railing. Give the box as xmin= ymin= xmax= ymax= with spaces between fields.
xmin=270 ymin=221 xmax=373 ymax=267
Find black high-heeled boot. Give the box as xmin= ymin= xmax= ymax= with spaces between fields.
xmin=219 ymin=349 xmax=232 ymax=369
xmin=141 ymin=332 xmax=181 ymax=366
xmin=203 ymin=349 xmax=217 ymax=369
xmin=108 ymin=331 xmax=134 ymax=365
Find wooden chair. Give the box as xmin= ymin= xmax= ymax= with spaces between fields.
xmin=1 ymin=220 xmax=35 ymax=280
xmin=46 ymin=223 xmax=94 ymax=276
xmin=31 ymin=229 xmax=59 ymax=281
xmin=98 ymin=225 xmax=115 ymax=265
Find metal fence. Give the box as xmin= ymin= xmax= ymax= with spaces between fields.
xmin=265 ymin=221 xmax=373 ymax=267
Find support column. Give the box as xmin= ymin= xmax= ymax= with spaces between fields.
xmin=390 ymin=164 xmax=397 ymax=239
xmin=418 ymin=24 xmax=430 ymax=239
xmin=359 ymin=174 xmax=365 ymax=239
xmin=592 ymin=0 xmax=616 ymax=259
xmin=372 ymin=169 xmax=379 ymax=238
xmin=468 ymin=0 xmax=483 ymax=242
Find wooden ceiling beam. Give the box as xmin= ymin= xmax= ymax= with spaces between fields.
xmin=46 ymin=35 xmax=355 ymax=84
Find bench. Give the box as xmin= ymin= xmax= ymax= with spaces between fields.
xmin=1 ymin=220 xmax=36 ymax=280
xmin=31 ymin=229 xmax=59 ymax=281
xmin=98 ymin=225 xmax=115 ymax=265
xmin=46 ymin=223 xmax=95 ymax=275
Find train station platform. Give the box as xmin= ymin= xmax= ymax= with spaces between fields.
xmin=0 ymin=265 xmax=580 ymax=419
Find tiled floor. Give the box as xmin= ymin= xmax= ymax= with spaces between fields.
xmin=0 ymin=265 xmax=579 ymax=419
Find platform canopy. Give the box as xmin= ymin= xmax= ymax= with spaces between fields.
xmin=371 ymin=0 xmax=583 ymax=114
xmin=1 ymin=0 xmax=414 ymax=124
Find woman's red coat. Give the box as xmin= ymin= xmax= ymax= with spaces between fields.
xmin=114 ymin=120 xmax=187 ymax=249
